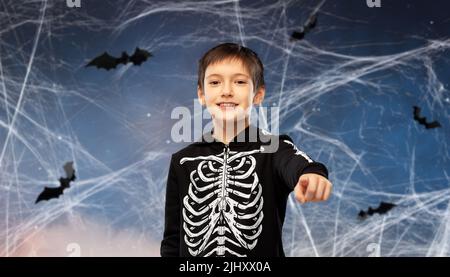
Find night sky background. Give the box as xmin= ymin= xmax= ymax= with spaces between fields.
xmin=1 ymin=0 xmax=449 ymax=256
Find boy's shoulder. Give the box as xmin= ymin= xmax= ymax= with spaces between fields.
xmin=170 ymin=143 xmax=198 ymax=161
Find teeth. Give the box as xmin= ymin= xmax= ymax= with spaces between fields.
xmin=219 ymin=103 xmax=236 ymax=107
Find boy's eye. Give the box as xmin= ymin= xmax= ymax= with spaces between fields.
xmin=208 ymin=80 xmax=247 ymax=85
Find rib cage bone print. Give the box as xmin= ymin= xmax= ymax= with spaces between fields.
xmin=180 ymin=145 xmax=265 ymax=257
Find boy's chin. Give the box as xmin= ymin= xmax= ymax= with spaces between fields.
xmin=213 ymin=113 xmax=248 ymax=124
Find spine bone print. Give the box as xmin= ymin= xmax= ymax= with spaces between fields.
xmin=180 ymin=146 xmax=265 ymax=256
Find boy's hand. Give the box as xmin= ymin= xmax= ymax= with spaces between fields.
xmin=294 ymin=173 xmax=332 ymax=204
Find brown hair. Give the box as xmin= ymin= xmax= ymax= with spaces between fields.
xmin=197 ymin=43 xmax=265 ymax=92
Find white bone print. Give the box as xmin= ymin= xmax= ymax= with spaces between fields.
xmin=180 ymin=146 xmax=265 ymax=257
xmin=283 ymin=140 xmax=313 ymax=163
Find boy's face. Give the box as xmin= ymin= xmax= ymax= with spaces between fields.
xmin=198 ymin=58 xmax=265 ymax=124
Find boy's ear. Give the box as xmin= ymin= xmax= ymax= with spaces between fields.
xmin=197 ymin=86 xmax=205 ymax=106
xmin=253 ymin=86 xmax=265 ymax=105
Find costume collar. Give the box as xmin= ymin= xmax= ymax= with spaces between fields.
xmin=195 ymin=124 xmax=268 ymax=148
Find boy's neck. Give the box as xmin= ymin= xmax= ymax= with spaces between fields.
xmin=212 ymin=119 xmax=250 ymax=145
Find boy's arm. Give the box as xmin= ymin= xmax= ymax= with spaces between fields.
xmin=273 ymin=135 xmax=332 ymax=203
xmin=160 ymin=155 xmax=181 ymax=257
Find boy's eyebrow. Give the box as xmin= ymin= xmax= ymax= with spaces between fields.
xmin=206 ymin=73 xmax=249 ymax=78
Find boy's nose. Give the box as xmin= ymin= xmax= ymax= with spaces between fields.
xmin=221 ymin=82 xmax=233 ymax=96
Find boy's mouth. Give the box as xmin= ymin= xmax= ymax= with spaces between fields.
xmin=217 ymin=102 xmax=238 ymax=110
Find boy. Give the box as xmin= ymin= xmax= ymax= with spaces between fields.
xmin=161 ymin=43 xmax=332 ymax=257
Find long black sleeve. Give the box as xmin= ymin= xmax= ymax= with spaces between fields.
xmin=273 ymin=135 xmax=328 ymax=190
xmin=160 ymin=155 xmax=181 ymax=257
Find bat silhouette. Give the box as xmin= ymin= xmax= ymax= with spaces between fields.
xmin=86 ymin=48 xmax=153 ymax=70
xmin=358 ymin=202 xmax=396 ymax=219
xmin=413 ymin=106 xmax=441 ymax=129
xmin=35 ymin=162 xmax=76 ymax=204
xmin=290 ymin=13 xmax=318 ymax=41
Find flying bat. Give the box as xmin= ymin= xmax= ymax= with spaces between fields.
xmin=85 ymin=48 xmax=153 ymax=70
xmin=290 ymin=0 xmax=325 ymax=42
xmin=35 ymin=162 xmax=76 ymax=204
xmin=413 ymin=106 xmax=441 ymax=129
xmin=290 ymin=14 xmax=318 ymax=41
xmin=358 ymin=202 xmax=396 ymax=219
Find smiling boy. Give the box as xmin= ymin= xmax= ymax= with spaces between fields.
xmin=161 ymin=43 xmax=332 ymax=257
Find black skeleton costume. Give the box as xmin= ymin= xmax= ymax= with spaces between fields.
xmin=161 ymin=125 xmax=329 ymax=257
